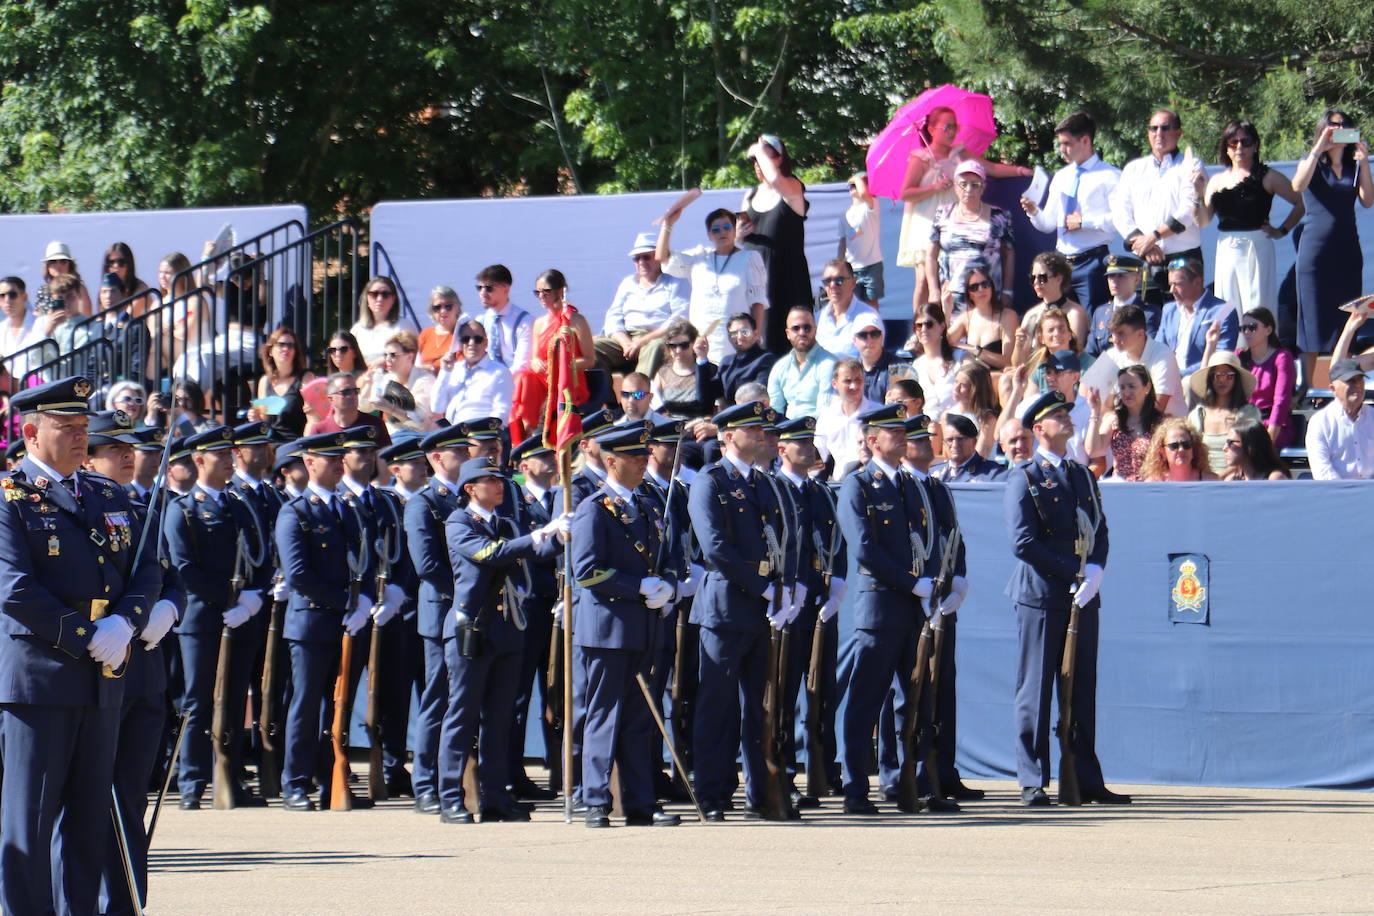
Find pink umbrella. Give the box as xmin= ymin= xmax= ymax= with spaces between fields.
xmin=866 ymin=85 xmax=998 ymax=201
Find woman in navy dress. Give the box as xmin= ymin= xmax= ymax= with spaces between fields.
xmin=1291 ymin=110 xmax=1373 ymax=366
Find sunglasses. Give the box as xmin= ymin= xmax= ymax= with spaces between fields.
xmin=821 ymin=276 xmax=849 ymax=286
xmin=432 ymin=302 xmax=457 ymax=312
xmin=666 ymin=340 xmax=691 ymax=351
xmin=1227 ymin=138 xmax=1257 ymax=148
xmin=631 ymin=253 xmax=655 ymax=262
xmin=708 ymin=223 xmax=735 ymax=234
xmin=117 ymin=395 xmax=145 ymax=406
xmin=382 ymin=351 xmax=407 ymax=361
xmin=533 ymin=288 xmax=558 ymax=297
xmin=1212 ymin=369 xmax=1237 ymax=379
xmin=621 ymin=390 xmax=650 ymax=400
xmin=330 ymin=387 xmax=361 ymax=397
xmin=106 ymin=258 xmax=128 ymax=267
xmin=728 ymin=328 xmax=753 ymax=338
xmin=1328 ymin=121 xmax=1348 ymax=128
xmin=367 ymin=288 xmax=394 ymax=298
xmin=460 ymin=334 xmax=486 ymax=345
xmin=1147 ymin=124 xmax=1178 ymax=132
xmin=1240 ymin=323 xmax=1259 ymax=333
xmin=326 ymin=345 xmax=351 ymax=355
xmin=475 ymin=284 xmax=498 ymax=292
xmin=846 ymin=182 xmax=857 ymax=190
xmin=855 ymin=329 xmax=882 ymax=339
xmin=966 ymin=280 xmax=993 ymax=292
xmin=0 ymin=291 xmax=19 ymax=300
xmin=1165 ymin=441 xmax=1193 ymax=451
xmin=1030 ymin=273 xmax=1053 ymax=284
xmin=1225 ymin=438 xmax=1243 ymax=448
xmin=1167 ymin=257 xmax=1193 ymax=271
xmin=914 ymin=320 xmax=938 ymax=330
xmin=273 ymin=340 xmax=297 ymax=349
xmin=788 ymin=324 xmax=815 ymax=333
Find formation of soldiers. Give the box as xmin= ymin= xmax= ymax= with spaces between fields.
xmin=0 ymin=375 xmax=1129 ymax=915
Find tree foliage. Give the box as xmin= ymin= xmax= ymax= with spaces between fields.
xmin=0 ymin=0 xmax=1368 ymax=217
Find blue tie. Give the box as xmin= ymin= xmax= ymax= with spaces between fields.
xmin=488 ymin=312 xmax=504 ymax=365
xmin=1066 ymin=163 xmax=1083 ymax=218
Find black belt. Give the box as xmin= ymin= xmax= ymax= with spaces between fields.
xmin=1063 ymin=245 xmax=1108 ymax=265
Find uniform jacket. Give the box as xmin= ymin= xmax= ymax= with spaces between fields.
xmin=166 ymin=483 xmax=270 ymax=634
xmin=275 ymin=490 xmax=369 ymax=643
xmin=774 ymin=472 xmax=845 ymax=595
xmin=0 ymin=461 xmax=159 ymax=707
xmin=124 ymin=495 xmax=184 ymax=699
xmin=931 ymin=453 xmax=1006 ymax=483
xmin=445 ymin=507 xmax=559 ymax=653
xmin=1003 ymin=455 xmax=1109 ymax=610
xmin=405 ymin=481 xmax=461 ymax=640
xmin=687 ymin=459 xmax=787 ymax=633
xmin=515 ymin=482 xmax=560 ymax=599
xmin=836 ymin=461 xmax=941 ymax=631
xmin=921 ymin=474 xmax=968 ymax=586
xmin=572 ymin=483 xmax=670 ymax=652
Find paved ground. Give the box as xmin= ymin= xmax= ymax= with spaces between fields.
xmin=146 ymin=775 xmax=1374 ymax=915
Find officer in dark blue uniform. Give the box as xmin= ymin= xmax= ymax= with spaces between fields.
xmin=687 ymin=401 xmax=794 ymax=820
xmin=1084 ymin=254 xmax=1160 ymax=356
xmin=931 ymin=413 xmax=1005 ymax=482
xmin=86 ymin=409 xmax=184 ymax=916
xmin=164 ymin=426 xmax=271 ymax=809
xmin=834 ymin=403 xmax=942 ymax=814
xmin=1005 ymin=391 xmax=1128 ymax=806
xmin=507 ymin=434 xmax=562 ymax=800
xmin=438 ymin=457 xmax=566 ymax=823
xmin=772 ymin=416 xmax=845 ymax=806
xmin=4 ymin=437 xmax=25 ymax=469
xmin=274 ymin=439 xmax=308 ymax=501
xmin=901 ymin=414 xmax=978 ymax=804
xmin=377 ymin=436 xmax=428 ymax=797
xmin=572 ymin=425 xmax=680 ymax=828
xmin=404 ymin=424 xmax=471 ymax=814
xmin=274 ymin=431 xmax=377 ymax=811
xmin=568 ymin=409 xmax=615 ymax=505
xmin=0 ymin=377 xmax=159 ymax=916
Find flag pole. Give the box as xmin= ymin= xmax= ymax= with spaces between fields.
xmin=560 ymin=443 xmax=575 ymax=823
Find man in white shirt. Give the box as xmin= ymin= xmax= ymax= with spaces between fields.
xmin=1079 ymin=304 xmax=1185 ymax=416
xmin=430 ymin=316 xmax=514 ymax=425
xmin=0 ymin=276 xmax=42 ymax=360
xmin=1111 ymin=110 xmax=1205 ymax=307
xmin=841 ymin=173 xmax=884 ymax=308
xmin=1020 ymin=111 xmax=1122 ymax=312
xmin=1306 ymin=359 xmax=1374 ymax=479
xmin=594 ymin=232 xmax=690 ymax=377
xmin=768 ymin=305 xmax=837 ymax=418
xmin=815 ymin=259 xmax=880 ymax=358
xmin=815 ymin=357 xmax=880 ymax=479
xmin=474 ymin=264 xmax=532 ymax=372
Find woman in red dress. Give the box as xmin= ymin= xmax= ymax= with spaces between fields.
xmin=509 ymin=269 xmax=595 ymax=441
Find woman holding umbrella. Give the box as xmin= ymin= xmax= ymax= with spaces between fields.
xmin=893 ymin=102 xmax=1032 ymax=316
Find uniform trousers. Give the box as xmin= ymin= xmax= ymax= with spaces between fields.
xmin=838 ymin=626 xmax=916 ymax=802
xmin=579 ymin=647 xmax=655 ymax=812
xmin=177 ymin=629 xmax=259 ymax=798
xmin=99 ymin=688 xmax=165 ymax=916
xmin=692 ymin=626 xmax=768 ymax=809
xmin=437 ymin=639 xmax=520 ymax=812
xmin=411 ymin=635 xmax=448 ymax=797
xmin=1014 ymin=601 xmax=1105 ymax=791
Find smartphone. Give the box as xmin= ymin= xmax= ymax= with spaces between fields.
xmin=1331 ymin=127 xmax=1360 ymax=144
xmin=50 ymin=298 xmax=66 ymax=313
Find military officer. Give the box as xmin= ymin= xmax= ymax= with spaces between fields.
xmin=165 ymin=436 xmax=197 ymax=495
xmin=0 ymin=377 xmax=159 ymax=915
xmin=274 ymin=440 xmax=307 ymax=500
xmin=128 ymin=426 xmax=163 ymax=501
xmin=405 ymin=425 xmax=472 ymax=814
xmin=507 ymin=435 xmax=562 ymax=800
xmin=438 ymin=457 xmax=567 ymax=823
xmin=687 ymin=401 xmax=796 ymax=821
xmin=572 ymin=425 xmax=680 ymax=828
xmin=1006 ymin=391 xmax=1128 ymax=806
xmin=773 ymin=416 xmax=845 ymax=806
xmin=275 ymin=431 xmax=376 ymax=811
xmin=86 ymin=410 xmax=183 ymax=916
xmin=164 ymin=426 xmax=271 ymax=809
xmin=834 ymin=404 xmax=942 ymax=814
xmin=4 ymin=437 xmax=25 ymax=469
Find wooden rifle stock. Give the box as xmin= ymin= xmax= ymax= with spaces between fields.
xmin=330 ymin=577 xmax=362 ymax=811
xmin=758 ymin=583 xmax=791 ymax=820
xmin=366 ymin=553 xmax=389 ymax=801
xmin=210 ymin=541 xmax=247 ymax=810
xmin=1057 ymin=603 xmax=1082 ymax=806
xmin=803 ymin=613 xmax=827 ymax=799
xmin=257 ymin=587 xmax=284 ymax=798
xmin=896 ymin=620 xmax=933 ymax=813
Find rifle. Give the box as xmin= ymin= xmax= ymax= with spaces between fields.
xmin=210 ymin=534 xmax=248 ymax=810
xmin=258 ymin=572 xmax=284 ymax=798
xmin=757 ymin=503 xmax=791 ymax=821
xmin=895 ymin=480 xmax=934 ymax=814
xmin=1057 ymin=505 xmax=1095 ymax=807
xmin=916 ymin=515 xmax=962 ymax=803
xmin=543 ymin=608 xmax=564 ymax=793
xmin=804 ymin=482 xmax=841 ymax=801
xmin=365 ymin=525 xmax=394 ymax=801
xmin=329 ymin=527 xmax=366 ymax=811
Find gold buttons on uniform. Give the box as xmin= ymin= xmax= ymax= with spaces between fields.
xmin=97 ymin=556 xmax=105 ymax=564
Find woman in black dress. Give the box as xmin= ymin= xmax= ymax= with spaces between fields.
xmin=739 ymin=134 xmax=810 ymax=354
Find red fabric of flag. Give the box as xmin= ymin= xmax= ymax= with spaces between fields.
xmin=542 ymin=305 xmax=585 ymax=451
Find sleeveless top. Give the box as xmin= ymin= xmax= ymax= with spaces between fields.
xmin=1109 ymin=427 xmax=1151 ymax=481
xmin=1211 ymin=164 xmax=1272 ymax=232
xmin=269 ymin=375 xmax=308 ymax=437
xmin=533 ymin=305 xmax=589 ymax=402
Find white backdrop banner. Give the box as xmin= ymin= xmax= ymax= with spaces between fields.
xmin=0 ymin=204 xmax=308 ymax=291
xmin=371 ymin=184 xmax=856 ymax=335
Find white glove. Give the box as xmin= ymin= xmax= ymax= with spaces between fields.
xmin=345 ymin=594 xmax=375 ymax=635
xmin=827 ymin=576 xmax=847 ymax=607
xmin=788 ymin=582 xmax=809 ymax=622
xmin=639 ymin=576 xmax=668 ymax=600
xmin=551 ymin=600 xmax=564 ymax=627
xmin=239 ymin=589 xmax=264 ymax=618
xmin=271 ymin=578 xmax=289 ymax=602
xmin=912 ymin=578 xmax=934 ymax=599
xmin=818 ymin=597 xmax=840 ymax=623
xmin=644 ymin=581 xmax=674 ymax=610
xmin=537 ymin=513 xmax=573 ymax=544
xmin=140 ymin=599 xmax=178 ymax=647
xmin=87 ymin=615 xmax=134 ymax=667
xmin=1073 ymin=563 xmax=1105 ymax=607
xmin=372 ymin=586 xmax=401 ymax=626
xmin=223 ymin=603 xmax=252 ymax=629
xmin=680 ymin=563 xmax=705 ymax=598
xmin=768 ymin=606 xmax=788 ymax=630
xmin=938 ymin=575 xmax=969 ymax=617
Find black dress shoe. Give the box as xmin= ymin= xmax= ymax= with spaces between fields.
xmin=1082 ymin=788 xmax=1133 ymax=805
xmin=795 ymin=794 xmax=821 ymax=809
xmin=439 ymin=805 xmax=474 ymax=824
xmin=843 ymin=798 xmax=881 ymax=814
xmin=178 ymin=795 xmax=202 ymax=811
xmin=510 ymin=777 xmax=557 ymax=801
xmin=414 ymin=793 xmax=441 ymax=814
xmin=480 ymin=804 xmax=531 ymax=823
xmin=1021 ymin=787 xmax=1052 ymax=807
xmin=585 ymin=805 xmax=612 ymax=828
xmin=703 ymin=808 xmax=726 ymax=821
xmin=319 ymin=791 xmax=373 ymax=810
xmin=625 ymin=809 xmax=680 ymax=827
xmin=282 ymin=792 xmax=316 ymax=812
xmin=570 ymin=795 xmax=588 ymax=814
xmin=386 ymin=771 xmax=415 ymax=798
xmin=944 ymin=782 xmax=986 ymax=801
xmin=919 ymin=794 xmax=960 ymax=813
xmin=232 ymin=789 xmax=269 ymax=808
xmin=880 ymin=784 xmax=899 ymax=802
